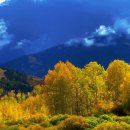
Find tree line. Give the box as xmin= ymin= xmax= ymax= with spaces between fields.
xmin=0 ymin=60 xmax=130 ymax=122
xmin=43 ymin=60 xmax=130 ymax=116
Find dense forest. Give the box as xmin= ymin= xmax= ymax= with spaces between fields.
xmin=1 ymin=60 xmax=130 ymax=130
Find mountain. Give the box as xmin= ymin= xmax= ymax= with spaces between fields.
xmin=0 ymin=0 xmax=114 ymax=64
xmin=2 ymin=43 xmax=130 ymax=77
xmin=0 ymin=68 xmax=42 ymax=93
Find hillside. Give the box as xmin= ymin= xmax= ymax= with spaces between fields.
xmin=0 ymin=68 xmax=42 ymax=93
xmin=2 ymin=43 xmax=130 ymax=77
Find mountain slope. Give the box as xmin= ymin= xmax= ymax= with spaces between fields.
xmin=0 ymin=68 xmax=42 ymax=93
xmin=2 ymin=44 xmax=130 ymax=77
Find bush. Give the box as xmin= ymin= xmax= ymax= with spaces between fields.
xmin=19 ymin=127 xmax=27 ymax=130
xmin=57 ymin=116 xmax=87 ymax=130
xmin=0 ymin=123 xmax=6 ymax=129
xmin=98 ymin=114 xmax=114 ymax=123
xmin=1 ymin=126 xmax=19 ymax=130
xmin=28 ymin=125 xmax=43 ymax=130
xmin=114 ymin=116 xmax=130 ymax=124
xmin=85 ymin=117 xmax=99 ymax=130
xmin=40 ymin=121 xmax=52 ymax=128
xmin=49 ymin=114 xmax=69 ymax=125
xmin=6 ymin=119 xmax=25 ymax=126
xmin=93 ymin=122 xmax=130 ymax=130
xmin=45 ymin=126 xmax=58 ymax=130
xmin=25 ymin=114 xmax=47 ymax=123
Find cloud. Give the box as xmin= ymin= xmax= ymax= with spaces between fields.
xmin=13 ymin=35 xmax=49 ymax=55
xmin=0 ymin=19 xmax=12 ymax=48
xmin=95 ymin=25 xmax=116 ymax=36
xmin=15 ymin=39 xmax=31 ymax=49
xmin=0 ymin=0 xmax=11 ymax=6
xmin=66 ymin=18 xmax=130 ymax=47
xmin=84 ymin=38 xmax=94 ymax=46
xmin=0 ymin=0 xmax=47 ymax=6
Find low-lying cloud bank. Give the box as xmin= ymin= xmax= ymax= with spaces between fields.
xmin=66 ymin=18 xmax=130 ymax=47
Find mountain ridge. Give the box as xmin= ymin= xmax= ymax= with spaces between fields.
xmin=2 ymin=43 xmax=130 ymax=77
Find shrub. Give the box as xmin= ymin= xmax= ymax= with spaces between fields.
xmin=85 ymin=117 xmax=99 ymax=129
xmin=57 ymin=115 xmax=87 ymax=130
xmin=98 ymin=114 xmax=114 ymax=123
xmin=25 ymin=114 xmax=47 ymax=123
xmin=0 ymin=123 xmax=6 ymax=129
xmin=115 ymin=116 xmax=130 ymax=124
xmin=93 ymin=122 xmax=130 ymax=130
xmin=6 ymin=119 xmax=25 ymax=126
xmin=45 ymin=126 xmax=58 ymax=130
xmin=1 ymin=126 xmax=19 ymax=130
xmin=40 ymin=121 xmax=52 ymax=128
xmin=28 ymin=125 xmax=43 ymax=130
xmin=19 ymin=127 xmax=27 ymax=130
xmin=49 ymin=114 xmax=69 ymax=125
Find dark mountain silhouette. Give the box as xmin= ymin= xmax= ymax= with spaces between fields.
xmin=2 ymin=43 xmax=130 ymax=77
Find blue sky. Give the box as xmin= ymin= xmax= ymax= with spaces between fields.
xmin=0 ymin=0 xmax=130 ymax=63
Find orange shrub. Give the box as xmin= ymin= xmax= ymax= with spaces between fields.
xmin=28 ymin=125 xmax=43 ymax=130
xmin=57 ymin=116 xmax=87 ymax=130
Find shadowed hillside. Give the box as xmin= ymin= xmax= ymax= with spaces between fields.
xmin=2 ymin=43 xmax=130 ymax=77
xmin=0 ymin=68 xmax=42 ymax=93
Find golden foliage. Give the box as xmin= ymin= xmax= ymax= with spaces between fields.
xmin=0 ymin=97 xmax=24 ymax=121
xmin=93 ymin=122 xmax=130 ymax=130
xmin=57 ymin=116 xmax=87 ymax=130
xmin=1 ymin=60 xmax=130 ymax=124
xmin=28 ymin=125 xmax=43 ymax=130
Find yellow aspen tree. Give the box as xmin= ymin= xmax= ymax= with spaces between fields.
xmin=106 ymin=60 xmax=130 ymax=103
xmin=43 ymin=61 xmax=76 ymax=115
xmin=83 ymin=62 xmax=106 ymax=114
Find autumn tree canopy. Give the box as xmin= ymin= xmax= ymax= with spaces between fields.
xmin=42 ymin=60 xmax=130 ymax=116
